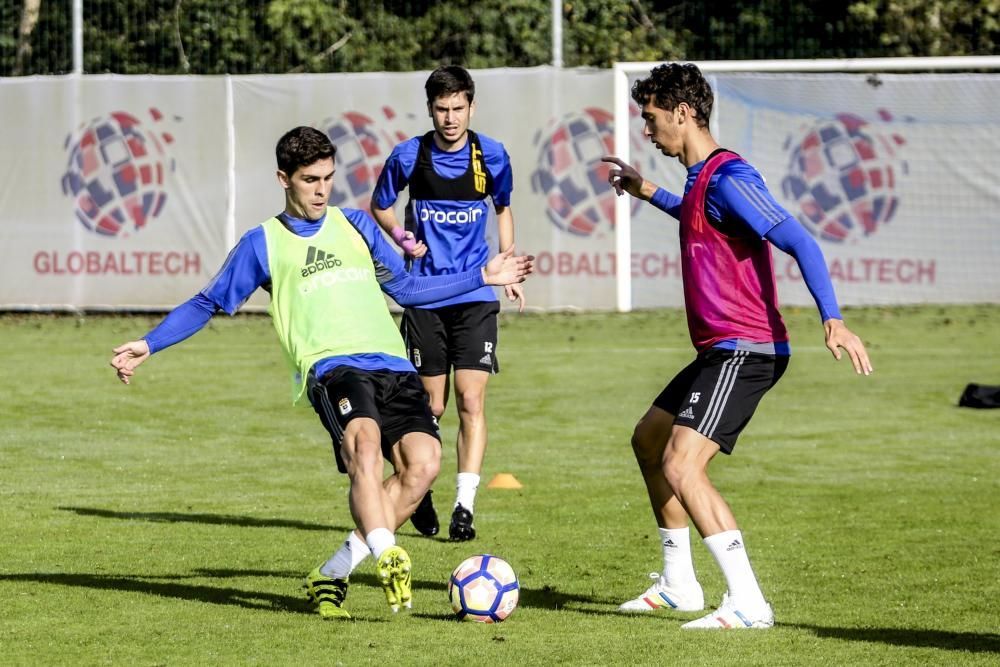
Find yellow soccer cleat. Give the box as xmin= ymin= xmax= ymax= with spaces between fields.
xmin=375 ymin=545 xmax=412 ymax=612
xmin=303 ymin=566 xmax=351 ymax=620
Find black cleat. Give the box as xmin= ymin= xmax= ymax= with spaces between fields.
xmin=410 ymin=490 xmax=439 ymax=536
xmin=448 ymin=504 xmax=476 ymax=542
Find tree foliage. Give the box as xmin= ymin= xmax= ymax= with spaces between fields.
xmin=1 ymin=0 xmax=999 ymax=76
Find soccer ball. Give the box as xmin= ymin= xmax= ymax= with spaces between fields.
xmin=448 ymin=554 xmax=519 ymax=623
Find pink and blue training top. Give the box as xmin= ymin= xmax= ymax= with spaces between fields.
xmin=649 ymin=149 xmax=842 ymax=355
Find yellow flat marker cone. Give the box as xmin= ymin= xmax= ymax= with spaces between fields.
xmin=487 ymin=473 xmax=523 ymax=489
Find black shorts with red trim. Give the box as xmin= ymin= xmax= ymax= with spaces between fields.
xmin=307 ymin=366 xmax=440 ymax=473
xmin=653 ymin=348 xmax=789 ymax=454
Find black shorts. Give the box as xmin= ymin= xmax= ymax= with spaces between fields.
xmin=653 ymin=348 xmax=789 ymax=454
xmin=400 ymin=301 xmax=500 ymax=376
xmin=307 ymin=366 xmax=440 ymax=474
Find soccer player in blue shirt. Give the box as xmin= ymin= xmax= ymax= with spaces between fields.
xmin=109 ymin=126 xmax=532 ymax=618
xmin=371 ymin=66 xmax=522 ymax=541
xmin=603 ymin=63 xmax=871 ymax=629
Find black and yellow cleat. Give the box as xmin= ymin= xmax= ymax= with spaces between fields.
xmin=303 ymin=567 xmax=351 ymax=620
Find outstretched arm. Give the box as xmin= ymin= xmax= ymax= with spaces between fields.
xmin=378 ymin=246 xmax=534 ymax=307
xmin=110 ymin=294 xmax=217 ymax=385
xmin=109 ymin=231 xmax=266 ymax=385
xmin=765 ymin=219 xmax=872 ymax=376
xmin=602 ymin=155 xmax=682 ymax=218
xmin=602 ymin=155 xmax=660 ymax=201
xmin=355 ymin=208 xmax=533 ymax=306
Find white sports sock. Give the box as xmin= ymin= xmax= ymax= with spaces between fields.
xmin=455 ymin=472 xmax=480 ymax=512
xmin=703 ymin=529 xmax=768 ymax=611
xmin=659 ymin=527 xmax=698 ymax=587
xmin=320 ymin=531 xmax=370 ymax=580
xmin=365 ymin=527 xmax=395 ymax=560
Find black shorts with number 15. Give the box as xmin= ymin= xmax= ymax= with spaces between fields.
xmin=653 ymin=348 xmax=789 ymax=454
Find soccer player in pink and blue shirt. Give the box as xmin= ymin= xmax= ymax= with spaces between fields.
xmin=603 ymin=63 xmax=872 ymax=629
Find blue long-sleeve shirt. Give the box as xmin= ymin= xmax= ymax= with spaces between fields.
xmin=143 ymin=207 xmax=488 ymax=375
xmin=371 ymin=132 xmax=513 ymax=308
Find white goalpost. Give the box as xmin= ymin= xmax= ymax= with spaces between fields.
xmin=612 ymin=56 xmax=1000 ymax=312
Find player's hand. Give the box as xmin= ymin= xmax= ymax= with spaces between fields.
xmin=824 ymin=319 xmax=873 ymax=376
xmin=391 ymin=227 xmax=428 ymax=258
xmin=408 ymin=240 xmax=428 ymax=258
xmin=110 ymin=339 xmax=151 ymax=385
xmin=601 ymin=155 xmax=653 ymax=199
xmin=505 ymin=283 xmax=526 ymax=312
xmin=483 ymin=247 xmax=534 ymax=287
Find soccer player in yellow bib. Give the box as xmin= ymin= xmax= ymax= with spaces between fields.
xmin=110 ymin=126 xmax=533 ymax=619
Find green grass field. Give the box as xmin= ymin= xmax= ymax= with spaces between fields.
xmin=1 ymin=306 xmax=998 ymax=666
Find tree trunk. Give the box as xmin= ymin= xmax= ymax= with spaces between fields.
xmin=12 ymin=0 xmax=42 ymax=76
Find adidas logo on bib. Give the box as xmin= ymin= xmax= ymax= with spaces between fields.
xmin=301 ymin=246 xmax=342 ymax=277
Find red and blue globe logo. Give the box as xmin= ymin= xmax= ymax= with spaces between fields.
xmin=781 ymin=110 xmax=907 ymax=243
xmin=531 ymin=107 xmax=651 ymax=238
xmin=323 ymin=107 xmax=409 ymax=212
xmin=61 ymin=109 xmax=176 ymax=238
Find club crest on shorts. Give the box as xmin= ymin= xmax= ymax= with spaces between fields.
xmin=338 ymin=397 xmax=353 ymax=415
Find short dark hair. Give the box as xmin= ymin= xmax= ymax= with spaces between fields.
xmin=631 ymin=63 xmax=714 ymax=129
xmin=425 ymin=65 xmax=475 ymax=104
xmin=275 ymin=126 xmax=335 ymax=176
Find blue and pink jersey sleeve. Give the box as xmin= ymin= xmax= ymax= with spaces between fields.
xmin=648 ymin=160 xmax=841 ymax=324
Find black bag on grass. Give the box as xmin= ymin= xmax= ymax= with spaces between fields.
xmin=958 ymin=383 xmax=1000 ymax=409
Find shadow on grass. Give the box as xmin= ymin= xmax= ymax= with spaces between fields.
xmin=0 ymin=572 xmax=309 ymax=614
xmin=0 ymin=570 xmax=639 ymax=621
xmin=518 ymin=583 xmax=616 ymax=610
xmin=58 ymin=506 xmax=349 ymax=532
xmin=0 ymin=570 xmax=437 ymax=619
xmin=791 ymin=623 xmax=1000 ymax=654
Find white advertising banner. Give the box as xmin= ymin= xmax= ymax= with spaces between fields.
xmin=630 ymin=72 xmax=1000 ymax=308
xmin=0 ymin=76 xmax=231 ymax=309
xmin=1 ymin=70 xmax=998 ymax=310
xmin=229 ymin=67 xmax=615 ymax=310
